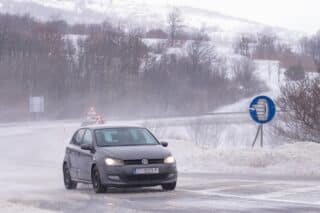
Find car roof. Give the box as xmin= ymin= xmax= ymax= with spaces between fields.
xmin=82 ymin=124 xmax=145 ymax=130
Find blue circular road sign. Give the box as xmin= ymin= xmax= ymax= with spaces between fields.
xmin=249 ymin=96 xmax=276 ymax=124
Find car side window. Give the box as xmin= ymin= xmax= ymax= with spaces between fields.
xmin=82 ymin=130 xmax=93 ymax=145
xmin=72 ymin=129 xmax=86 ymax=146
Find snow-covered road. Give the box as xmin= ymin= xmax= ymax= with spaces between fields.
xmin=1 ymin=120 xmax=320 ymax=212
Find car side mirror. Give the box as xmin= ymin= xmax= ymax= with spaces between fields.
xmin=161 ymin=142 xmax=168 ymax=147
xmin=81 ymin=144 xmax=95 ymax=153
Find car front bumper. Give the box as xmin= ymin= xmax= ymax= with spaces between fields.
xmin=100 ymin=164 xmax=177 ymax=187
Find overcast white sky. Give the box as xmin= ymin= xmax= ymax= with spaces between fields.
xmin=164 ymin=0 xmax=320 ymax=34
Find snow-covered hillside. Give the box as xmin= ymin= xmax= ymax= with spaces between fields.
xmin=0 ymin=0 xmax=303 ymax=42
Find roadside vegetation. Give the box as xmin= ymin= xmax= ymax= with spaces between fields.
xmin=0 ymin=9 xmax=319 ymax=126
xmin=0 ymin=12 xmax=261 ymax=121
xmin=276 ymin=77 xmax=320 ymax=143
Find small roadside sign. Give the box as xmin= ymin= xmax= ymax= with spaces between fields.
xmin=29 ymin=96 xmax=45 ymax=113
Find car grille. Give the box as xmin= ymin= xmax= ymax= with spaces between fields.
xmin=123 ymin=159 xmax=164 ymax=165
xmin=121 ymin=174 xmax=169 ymax=182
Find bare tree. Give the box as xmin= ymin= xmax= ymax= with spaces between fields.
xmin=187 ymin=29 xmax=216 ymax=75
xmin=234 ymin=34 xmax=253 ymax=57
xmin=167 ymin=8 xmax=183 ymax=47
xmin=300 ymin=32 xmax=320 ymax=73
xmin=254 ymin=32 xmax=277 ymax=59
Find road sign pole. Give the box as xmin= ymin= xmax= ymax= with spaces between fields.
xmin=252 ymin=125 xmax=262 ymax=148
xmin=252 ymin=124 xmax=264 ymax=148
xmin=260 ymin=125 xmax=263 ymax=148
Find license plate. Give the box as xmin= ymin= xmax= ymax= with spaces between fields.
xmin=134 ymin=168 xmax=159 ymax=175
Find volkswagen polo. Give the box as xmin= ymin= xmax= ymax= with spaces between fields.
xmin=62 ymin=125 xmax=177 ymax=193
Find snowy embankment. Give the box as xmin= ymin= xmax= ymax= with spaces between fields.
xmin=170 ymin=138 xmax=320 ymax=176
xmin=144 ymin=124 xmax=320 ymax=177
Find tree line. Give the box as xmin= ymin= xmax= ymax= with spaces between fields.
xmin=0 ymin=12 xmax=262 ymax=121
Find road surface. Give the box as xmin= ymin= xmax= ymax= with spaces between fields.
xmin=0 ymin=121 xmax=319 ymax=212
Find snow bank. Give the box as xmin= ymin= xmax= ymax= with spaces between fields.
xmin=168 ymin=138 xmax=320 ymax=177
xmin=145 ymin=123 xmax=320 ymax=177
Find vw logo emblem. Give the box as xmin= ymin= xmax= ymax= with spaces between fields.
xmin=142 ymin=159 xmax=148 ymax=165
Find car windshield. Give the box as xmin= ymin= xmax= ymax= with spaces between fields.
xmin=95 ymin=128 xmax=159 ymax=147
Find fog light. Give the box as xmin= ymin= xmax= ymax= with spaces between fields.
xmin=108 ymin=175 xmax=120 ymax=181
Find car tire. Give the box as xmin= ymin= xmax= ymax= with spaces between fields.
xmin=92 ymin=166 xmax=108 ymax=193
xmin=161 ymin=182 xmax=176 ymax=191
xmin=63 ymin=163 xmax=77 ymax=190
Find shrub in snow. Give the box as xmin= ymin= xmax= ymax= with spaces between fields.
xmin=187 ymin=118 xmax=223 ymax=149
xmin=284 ymin=64 xmax=305 ymax=81
xmin=277 ymin=77 xmax=320 ymax=143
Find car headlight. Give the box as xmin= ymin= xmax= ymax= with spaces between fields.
xmin=164 ymin=156 xmax=175 ymax=164
xmin=105 ymin=158 xmax=124 ymax=166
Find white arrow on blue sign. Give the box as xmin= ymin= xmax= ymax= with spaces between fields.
xmin=249 ymin=96 xmax=276 ymax=124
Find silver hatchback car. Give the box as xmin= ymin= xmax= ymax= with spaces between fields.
xmin=63 ymin=125 xmax=177 ymax=193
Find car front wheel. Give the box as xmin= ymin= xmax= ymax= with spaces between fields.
xmin=63 ymin=163 xmax=77 ymax=190
xmin=161 ymin=182 xmax=176 ymax=191
xmin=92 ymin=166 xmax=108 ymax=193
